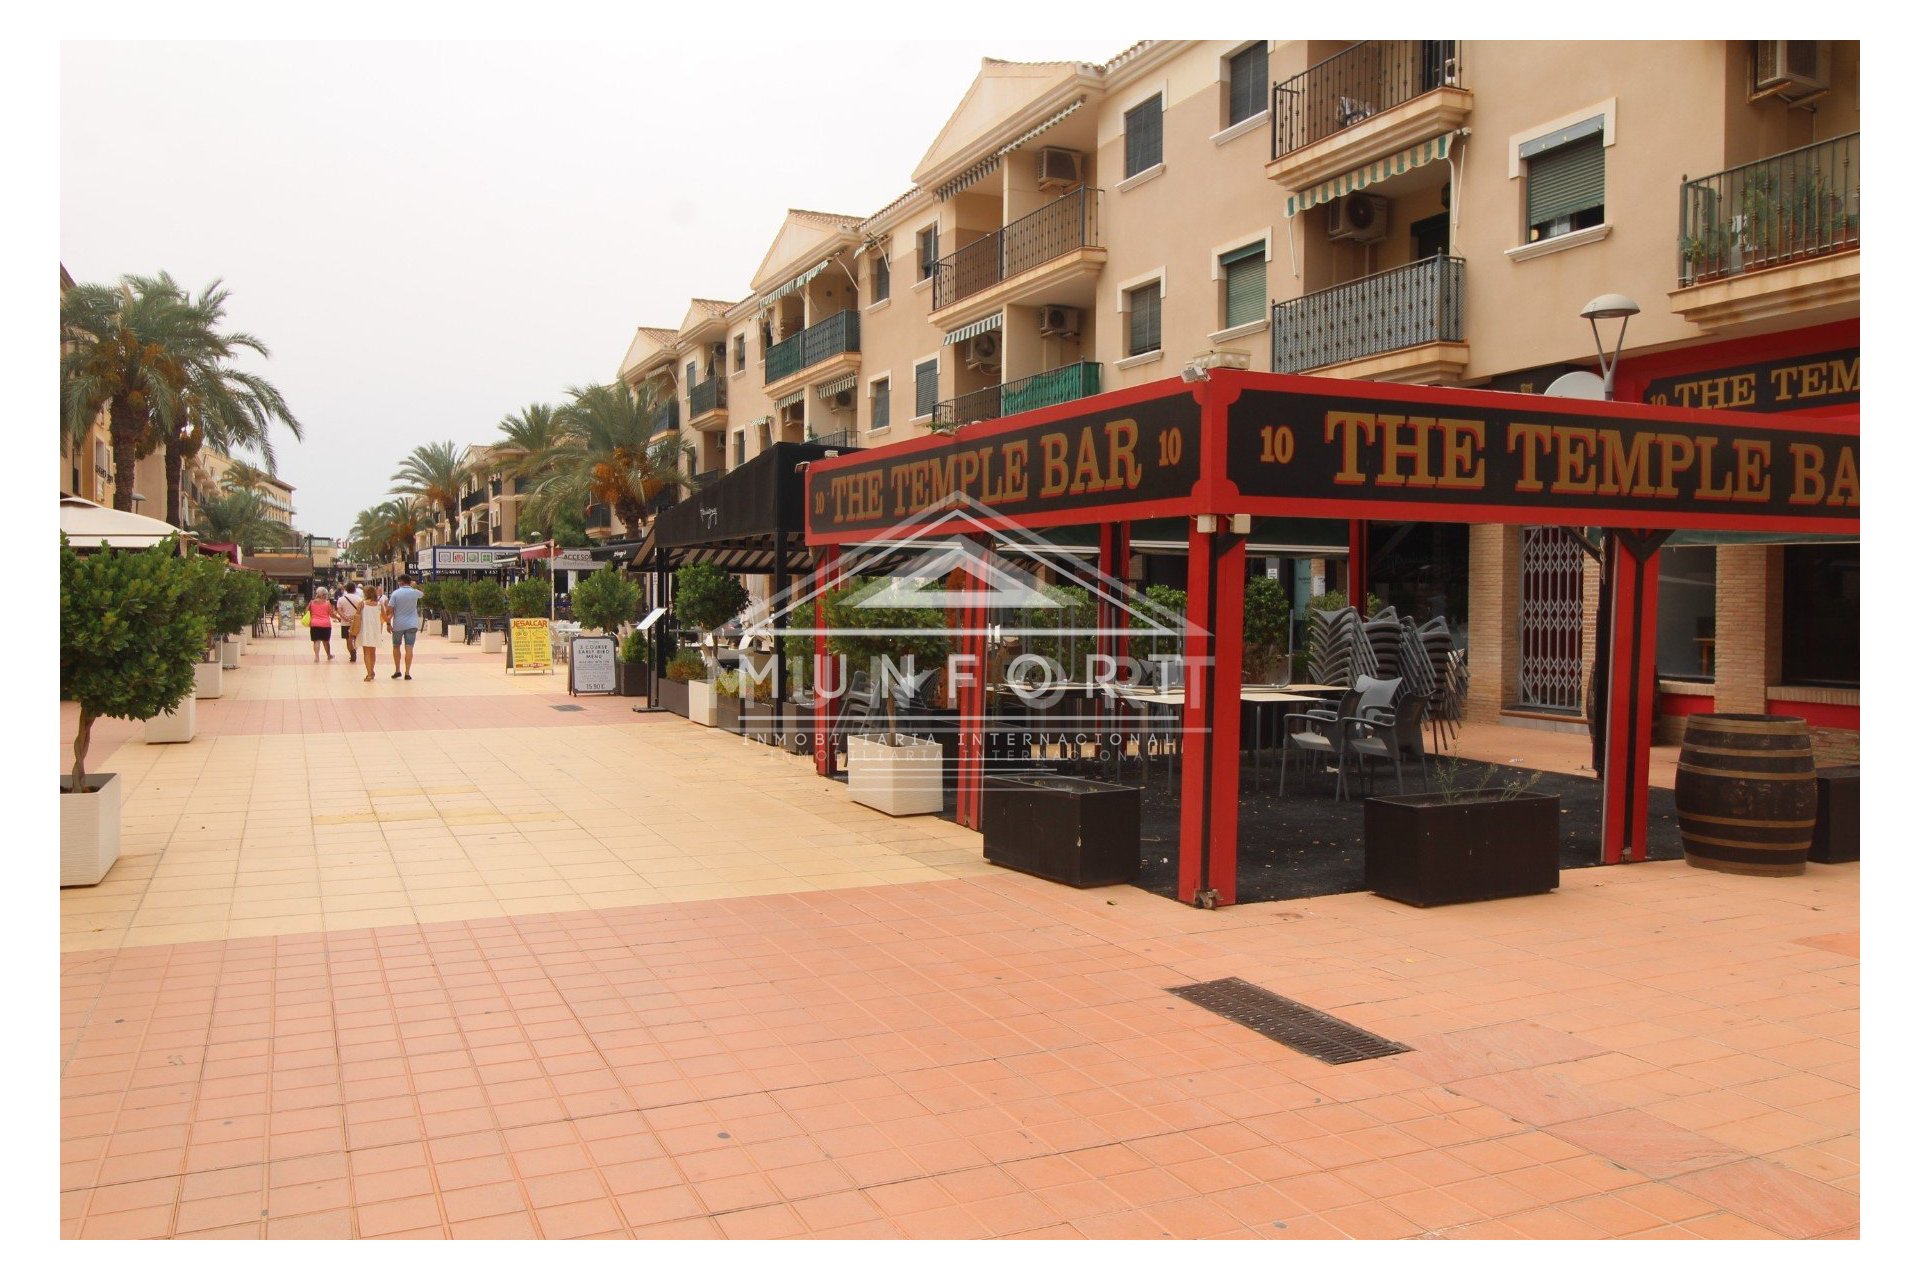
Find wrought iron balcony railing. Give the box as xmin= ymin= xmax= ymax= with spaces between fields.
xmin=764 ymin=309 xmax=860 ymax=384
xmin=653 ymin=400 xmax=680 ymax=434
xmin=1271 ymin=40 xmax=1459 ymax=159
xmin=689 ymin=376 xmax=727 ymax=418
xmin=459 ymin=489 xmax=485 ymax=511
xmin=931 ymin=187 xmax=1102 ymax=311
xmin=585 ymin=502 xmax=611 ymax=529
xmin=1678 ymin=132 xmax=1859 ymax=286
xmin=1271 ymin=256 xmax=1464 ymax=373
xmin=932 ymin=361 xmax=1102 ymax=429
xmin=809 ymin=429 xmax=857 ymax=449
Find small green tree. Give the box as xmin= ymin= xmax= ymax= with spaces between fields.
xmin=215 ymin=568 xmax=261 ymax=638
xmin=468 ymin=580 xmax=508 ymax=618
xmin=782 ymin=627 xmax=813 ymax=693
xmin=1022 ymin=583 xmax=1096 ymax=681
xmin=62 ymin=537 xmax=210 ymax=790
xmin=1243 ymin=576 xmax=1292 ymax=680
xmin=618 ymin=629 xmax=650 ymax=666
xmin=508 ymin=576 xmax=552 ymax=618
xmin=180 ymin=556 xmax=228 ymax=658
xmin=572 ymin=564 xmax=641 ymax=634
xmin=824 ymin=577 xmax=951 ymax=742
xmin=674 ymin=562 xmax=747 ymax=677
xmin=420 ymin=581 xmax=444 ymax=616
xmin=1128 ymin=584 xmax=1188 ymax=670
xmin=439 ymin=580 xmax=472 ymax=616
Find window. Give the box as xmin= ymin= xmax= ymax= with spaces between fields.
xmin=732 ymin=333 xmax=745 ymax=369
xmin=914 ymin=359 xmax=939 ymax=419
xmin=1656 ymin=546 xmax=1718 ymax=680
xmin=1781 ymin=545 xmax=1859 ymax=686
xmin=917 ymin=226 xmax=939 ymax=281
xmin=1125 ymin=284 xmax=1161 ymax=356
xmin=1523 ymin=120 xmax=1605 ymax=241
xmin=685 ymin=360 xmax=697 ymax=388
xmin=871 ymin=377 xmax=891 ymax=431
xmin=732 ymin=432 xmax=745 ymax=466
xmin=872 ymin=254 xmax=891 ymax=303
xmin=1219 ymin=243 xmax=1266 ymax=329
xmin=1124 ymin=95 xmax=1164 ymax=177
xmin=1226 ymin=44 xmax=1268 ymax=127
xmin=759 ymin=318 xmax=772 ymax=356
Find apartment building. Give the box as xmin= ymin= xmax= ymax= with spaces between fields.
xmin=617 ymin=38 xmax=1859 ymax=736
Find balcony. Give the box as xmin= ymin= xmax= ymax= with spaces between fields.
xmin=459 ymin=489 xmax=485 ymax=512
xmin=933 ymin=361 xmax=1102 ymax=429
xmin=1267 ymin=41 xmax=1470 ymax=192
xmin=688 ymin=376 xmax=728 ymax=428
xmin=809 ymin=429 xmax=858 ymax=449
xmin=489 ymin=478 xmax=503 ymax=498
xmin=1671 ymin=133 xmax=1860 ymax=330
xmin=692 ymin=469 xmax=721 ymax=490
xmin=930 ymin=187 xmax=1105 ymax=323
xmin=653 ymin=400 xmax=680 ymax=437
xmin=585 ymin=503 xmax=611 ymax=534
xmin=764 ymin=309 xmax=860 ymax=389
xmin=1272 ymin=256 xmax=1467 ymax=382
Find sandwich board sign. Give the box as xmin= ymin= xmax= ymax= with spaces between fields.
xmin=509 ymin=618 xmax=553 ymax=674
xmin=569 ymin=635 xmax=617 ymax=695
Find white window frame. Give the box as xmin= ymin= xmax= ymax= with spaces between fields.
xmin=1215 ymin=41 xmax=1272 ymax=141
xmin=1211 ymin=230 xmax=1273 ymax=337
xmin=1114 ymin=269 xmax=1167 ymax=365
xmin=1115 ymin=78 xmax=1169 ymax=189
xmin=1505 ymin=97 xmax=1617 ymax=255
xmin=866 ymin=370 xmax=893 ymax=435
xmin=910 ymin=353 xmax=940 ymax=424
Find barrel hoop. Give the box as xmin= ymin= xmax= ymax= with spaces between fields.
xmin=1685 ymin=718 xmax=1811 ymax=734
xmin=1676 ymin=809 xmax=1817 ymax=829
xmin=1679 ymin=830 xmax=1814 ymax=852
xmin=1676 ymin=743 xmax=1814 ymax=757
xmin=1686 ymin=853 xmax=1806 ymax=877
xmin=1674 ymin=763 xmax=1816 ymax=781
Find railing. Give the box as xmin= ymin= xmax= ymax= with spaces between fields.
xmin=689 ymin=376 xmax=727 ymax=418
xmin=1271 ymin=255 xmax=1464 ymax=373
xmin=585 ymin=503 xmax=611 ymax=529
xmin=931 ymin=187 xmax=1101 ymax=311
xmin=1678 ymin=132 xmax=1859 ymax=285
xmin=765 ymin=309 xmax=860 ymax=384
xmin=1271 ymin=40 xmax=1459 ymax=159
xmin=932 ymin=361 xmax=1102 ymax=428
xmin=489 ymin=478 xmax=503 ymax=498
xmin=809 ymin=429 xmax=857 ymax=449
xmin=653 ymin=400 xmax=680 ymax=434
xmin=459 ymin=489 xmax=485 ymax=511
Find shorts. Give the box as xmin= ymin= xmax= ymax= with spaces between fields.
xmin=393 ymin=627 xmax=419 ymax=648
xmin=310 ymin=626 xmax=330 ymax=642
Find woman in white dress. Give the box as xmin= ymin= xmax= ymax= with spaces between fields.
xmin=360 ymin=584 xmax=385 ymax=681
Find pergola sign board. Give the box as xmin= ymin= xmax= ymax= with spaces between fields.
xmin=804 ymin=369 xmax=1859 ymax=907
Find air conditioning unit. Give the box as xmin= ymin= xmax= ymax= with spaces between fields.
xmin=1327 ymin=193 xmax=1389 ymax=243
xmin=1035 ymin=147 xmax=1083 ymax=191
xmin=832 ymin=389 xmax=854 ymax=409
xmin=965 ymin=331 xmax=1002 ymax=371
xmin=1754 ymin=40 xmax=1831 ymax=103
xmin=1039 ymin=305 xmax=1081 ymax=338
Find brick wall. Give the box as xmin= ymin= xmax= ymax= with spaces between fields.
xmin=1712 ymin=544 xmax=1783 ymax=714
xmin=1464 ymin=524 xmax=1520 ymax=722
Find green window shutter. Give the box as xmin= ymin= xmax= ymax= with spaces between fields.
xmin=1223 ymin=252 xmax=1266 ymax=329
xmin=1125 ymin=96 xmax=1163 ymax=176
xmin=872 ymin=378 xmax=891 ymax=430
xmin=1528 ymin=134 xmax=1605 ymax=228
xmin=1228 ymin=45 xmax=1268 ymax=125
xmin=1127 ymin=286 xmax=1161 ymax=355
xmin=873 ymin=255 xmax=890 ymax=302
xmin=915 ymin=361 xmax=939 ymax=417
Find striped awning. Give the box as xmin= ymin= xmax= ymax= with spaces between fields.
xmin=757 ymin=259 xmax=831 ymax=310
xmin=934 ymin=97 xmax=1086 ymax=201
xmin=745 ymin=415 xmax=771 ymax=430
xmin=816 ymin=373 xmax=859 ymax=399
xmin=942 ymin=311 xmax=1003 ymax=346
xmin=773 ymin=389 xmax=807 ymax=411
xmin=1285 ymin=131 xmax=1456 ymax=217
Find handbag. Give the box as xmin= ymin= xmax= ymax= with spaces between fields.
xmin=299 ymin=608 xmax=311 ymax=628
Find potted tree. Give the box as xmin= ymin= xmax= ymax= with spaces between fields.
xmin=62 ymin=536 xmax=209 ymax=885
xmin=1363 ymin=758 xmax=1559 ymax=907
xmin=508 ymin=576 xmax=551 ymax=621
xmin=826 ymin=577 xmax=951 ymax=817
xmin=469 ymin=580 xmax=508 ymax=652
xmin=658 ymin=647 xmax=703 ymax=718
xmin=673 ymin=563 xmax=747 ymax=729
xmin=616 ymin=628 xmax=651 ymax=698
xmin=439 ymin=580 xmax=472 ymax=643
xmin=1242 ymin=576 xmax=1291 ymax=684
xmin=572 ymin=564 xmax=640 ymax=637
xmin=420 ymin=581 xmax=446 ymax=635
xmin=186 ymin=558 xmax=227 ymax=699
xmin=713 ymin=670 xmax=744 ymax=734
xmin=779 ymin=629 xmax=815 ymax=754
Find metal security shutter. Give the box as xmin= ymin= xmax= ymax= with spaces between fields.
xmin=1222 ymin=244 xmax=1266 ymax=328
xmin=1125 ymin=96 xmax=1163 ymax=176
xmin=1228 ymin=44 xmax=1268 ymax=126
xmin=872 ymin=255 xmax=890 ymax=302
xmin=1127 ymin=286 xmax=1161 ymax=355
xmin=915 ymin=360 xmax=939 ymax=417
xmin=1527 ymin=134 xmax=1605 ymax=228
xmin=872 ymin=378 xmax=891 ymax=431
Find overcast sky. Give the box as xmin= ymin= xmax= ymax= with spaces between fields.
xmin=60 ymin=40 xmax=1118 ymax=537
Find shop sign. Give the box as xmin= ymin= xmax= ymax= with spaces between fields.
xmin=1642 ymin=348 xmax=1858 ymax=413
xmin=569 ymin=636 xmax=617 ymax=695
xmin=510 ymin=618 xmax=553 ymax=674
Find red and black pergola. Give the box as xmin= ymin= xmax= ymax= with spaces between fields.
xmin=801 ymin=369 xmax=1859 ymax=907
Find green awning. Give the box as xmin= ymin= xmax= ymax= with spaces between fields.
xmin=1286 ymin=131 xmax=1455 ymax=218
xmin=943 ymin=312 xmax=1004 ymax=345
xmin=1663 ymin=530 xmax=1857 ymax=547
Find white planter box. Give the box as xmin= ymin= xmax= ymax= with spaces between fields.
xmin=236 ymin=632 xmax=248 ymax=656
xmin=194 ymin=661 xmax=223 ymax=699
xmin=448 ymin=624 xmax=467 ymax=644
xmin=847 ymin=733 xmax=945 ymax=817
xmin=220 ymin=639 xmax=241 ymax=669
xmin=144 ymin=696 xmax=196 ymax=744
xmin=481 ymin=630 xmax=503 ymax=654
xmin=60 ymin=772 xmax=122 ymax=887
xmin=688 ymin=680 xmax=716 ymax=726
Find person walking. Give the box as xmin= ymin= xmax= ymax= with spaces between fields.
xmin=309 ymin=588 xmax=334 ymax=661
xmin=360 ymin=584 xmax=385 ymax=681
xmin=387 ymin=574 xmax=424 ymax=681
xmin=337 ymin=585 xmax=362 ymax=662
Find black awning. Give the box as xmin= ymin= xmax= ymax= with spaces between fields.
xmin=644 ymin=440 xmax=856 ymax=575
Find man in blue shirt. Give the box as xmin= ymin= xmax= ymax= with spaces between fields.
xmin=387 ymin=575 xmax=425 ymax=681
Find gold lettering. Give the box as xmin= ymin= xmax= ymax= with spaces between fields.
xmin=1507 ymin=423 xmax=1552 ymax=492
xmin=1828 ymin=445 xmax=1859 ymax=507
xmin=1104 ymin=418 xmax=1142 ymax=490
xmin=1788 ymin=443 xmax=1826 ymax=505
xmin=1596 ymin=431 xmax=1656 ymax=497
xmin=1069 ymin=428 xmax=1104 ymax=495
xmin=1695 ymin=436 xmax=1734 ymax=500
xmin=1733 ymin=440 xmax=1770 ymax=503
xmin=1436 ymin=418 xmax=1485 ymax=490
xmin=1554 ymin=425 xmax=1598 ymax=494
xmin=1039 ymin=433 xmax=1070 ymax=498
xmin=1325 ymin=411 xmax=1375 ymax=486
xmin=1003 ymin=441 xmax=1028 ymax=502
xmin=1655 ymin=434 xmax=1695 ymax=497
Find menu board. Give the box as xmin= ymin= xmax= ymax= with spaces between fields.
xmin=569 ymin=635 xmax=617 ymax=695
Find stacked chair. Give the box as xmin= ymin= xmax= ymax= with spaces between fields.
xmin=1305 ymin=607 xmax=1378 ymax=687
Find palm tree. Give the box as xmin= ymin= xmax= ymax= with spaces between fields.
xmin=495 ymin=403 xmax=564 ymax=479
xmin=191 ymin=490 xmax=292 ymax=555
xmin=352 ymin=497 xmax=427 ymax=565
xmin=527 ymin=381 xmax=692 ymax=540
xmin=222 ymin=459 xmax=274 ymax=495
xmin=391 ymin=441 xmax=468 ymax=533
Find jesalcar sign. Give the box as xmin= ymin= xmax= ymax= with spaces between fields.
xmin=807 ymin=388 xmax=1202 ymax=537
xmin=1222 ymin=381 xmax=1859 ymax=532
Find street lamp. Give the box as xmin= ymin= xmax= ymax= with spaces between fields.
xmin=1580 ymin=293 xmax=1641 ymax=400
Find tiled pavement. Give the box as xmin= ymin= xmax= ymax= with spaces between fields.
xmin=59 ymin=632 xmax=1859 ymax=1239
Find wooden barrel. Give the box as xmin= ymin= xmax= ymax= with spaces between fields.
xmin=1675 ymin=714 xmax=1816 ymax=876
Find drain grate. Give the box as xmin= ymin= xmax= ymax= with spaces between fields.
xmin=1167 ymin=977 xmax=1410 ymax=1064
xmin=549 ymin=704 xmax=585 ymax=712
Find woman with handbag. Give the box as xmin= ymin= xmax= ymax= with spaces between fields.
xmin=360 ymin=585 xmax=385 ymax=681
xmin=309 ymin=588 xmax=334 ymax=661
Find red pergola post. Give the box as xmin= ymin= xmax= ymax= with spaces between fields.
xmin=953 ymin=536 xmax=989 ymax=830
xmin=812 ymin=544 xmax=841 ymax=778
xmin=1599 ymin=531 xmax=1666 ymax=862
xmin=1176 ymin=520 xmax=1246 ymax=907
xmin=1347 ymin=519 xmax=1369 ymax=608
xmin=1096 ymin=520 xmax=1131 ymax=747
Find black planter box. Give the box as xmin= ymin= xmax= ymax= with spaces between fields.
xmin=656 ymin=678 xmax=690 ymax=718
xmin=1809 ymin=766 xmax=1859 ymax=863
xmin=982 ymin=774 xmax=1142 ymax=888
xmin=1364 ymin=790 xmax=1560 ymax=907
xmin=715 ymin=694 xmax=742 ymax=734
xmin=616 ymin=660 xmax=650 ymax=699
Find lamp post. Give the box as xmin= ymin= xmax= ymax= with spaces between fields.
xmin=1580 ymin=293 xmax=1640 ymax=400
xmin=1578 ymin=293 xmax=1638 ymax=779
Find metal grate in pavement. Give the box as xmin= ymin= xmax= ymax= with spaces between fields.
xmin=549 ymin=704 xmax=585 ymax=712
xmin=1167 ymin=977 xmax=1410 ymax=1064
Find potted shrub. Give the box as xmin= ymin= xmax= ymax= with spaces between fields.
xmin=439 ymin=580 xmax=472 ymax=643
xmin=1243 ymin=575 xmax=1291 ymax=684
xmin=825 ymin=577 xmax=951 ymax=817
xmin=186 ymin=558 xmax=226 ymax=699
xmin=469 ymin=580 xmax=508 ymax=652
xmin=658 ymin=647 xmax=703 ymax=718
xmin=778 ymin=629 xmax=815 ymax=754
xmin=1363 ymin=760 xmax=1559 ymax=907
xmin=673 ymin=563 xmax=748 ymax=730
xmin=713 ymin=669 xmax=744 ymax=734
xmin=508 ymin=576 xmax=552 ymax=620
xmin=61 ymin=536 xmax=209 ymax=885
xmin=616 ymin=628 xmax=651 ymax=698
xmin=419 ymin=581 xmax=445 ymax=634
xmin=572 ymin=564 xmax=640 ymax=635
xmin=982 ymin=773 xmax=1142 ymax=887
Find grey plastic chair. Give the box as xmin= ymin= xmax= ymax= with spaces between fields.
xmin=1280 ymin=674 xmax=1400 ymax=797
xmin=1340 ymin=683 xmax=1431 ymax=798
